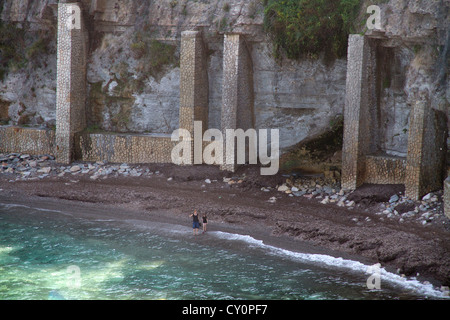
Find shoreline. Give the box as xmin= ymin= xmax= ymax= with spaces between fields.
xmin=0 ymin=192 xmax=448 ymax=299
xmin=0 ymin=157 xmax=449 ymax=292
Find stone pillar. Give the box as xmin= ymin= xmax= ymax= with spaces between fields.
xmin=405 ymin=97 xmax=448 ymax=200
xmin=56 ymin=2 xmax=88 ymax=164
xmin=179 ymin=30 xmax=209 ymax=164
xmin=341 ymin=35 xmax=376 ymax=190
xmin=445 ymin=175 xmax=450 ymax=219
xmin=221 ymin=33 xmax=254 ymax=172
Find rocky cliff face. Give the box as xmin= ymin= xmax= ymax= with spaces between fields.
xmin=0 ymin=0 xmax=448 ymax=156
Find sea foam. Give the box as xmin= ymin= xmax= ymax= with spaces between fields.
xmin=212 ymin=231 xmax=448 ymax=299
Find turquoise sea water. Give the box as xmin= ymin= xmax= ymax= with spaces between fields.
xmin=0 ymin=202 xmax=446 ymax=300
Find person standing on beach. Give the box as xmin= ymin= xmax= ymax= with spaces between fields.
xmin=202 ymin=214 xmax=208 ymax=233
xmin=190 ymin=210 xmax=200 ymax=235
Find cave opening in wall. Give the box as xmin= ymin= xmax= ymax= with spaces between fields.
xmin=374 ymin=44 xmax=411 ymax=159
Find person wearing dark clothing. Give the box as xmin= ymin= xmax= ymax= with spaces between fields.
xmin=190 ymin=210 xmax=200 ymax=235
xmin=202 ymin=214 xmax=208 ymax=233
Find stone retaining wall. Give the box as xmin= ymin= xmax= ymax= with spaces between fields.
xmin=74 ymin=132 xmax=177 ymax=164
xmin=364 ymin=154 xmax=406 ymax=185
xmin=0 ymin=126 xmax=55 ymax=156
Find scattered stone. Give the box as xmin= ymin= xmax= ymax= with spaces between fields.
xmin=37 ymin=167 xmax=51 ymax=174
xmin=205 ymin=179 xmax=211 ymax=184
xmin=268 ymin=197 xmax=277 ymax=203
xmin=323 ymin=186 xmax=334 ymax=194
xmin=441 ymin=286 xmax=450 ymax=296
xmin=337 ymin=200 xmax=345 ymax=207
xmin=292 ymin=191 xmax=306 ymax=197
xmin=346 ymin=200 xmax=355 ymax=207
xmin=421 ymin=212 xmax=432 ymax=219
xmin=401 ymin=211 xmax=416 ymax=218
xmin=277 ymin=185 xmax=289 ymax=192
xmin=291 ymin=186 xmax=299 ymax=192
xmin=422 ymin=193 xmax=433 ymax=201
xmin=70 ymin=165 xmax=81 ymax=172
xmin=430 ymin=195 xmax=439 ymax=202
xmin=320 ymin=196 xmax=330 ymax=205
xmin=389 ymin=194 xmax=399 ymax=203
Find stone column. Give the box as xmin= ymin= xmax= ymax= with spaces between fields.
xmin=405 ymin=97 xmax=448 ymax=200
xmin=221 ymin=33 xmax=254 ymax=172
xmin=341 ymin=35 xmax=376 ymax=190
xmin=179 ymin=30 xmax=209 ymax=164
xmin=445 ymin=175 xmax=450 ymax=219
xmin=56 ymin=2 xmax=88 ymax=164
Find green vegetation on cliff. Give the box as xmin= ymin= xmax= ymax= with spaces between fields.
xmin=0 ymin=19 xmax=26 ymax=80
xmin=263 ymin=0 xmax=362 ymax=60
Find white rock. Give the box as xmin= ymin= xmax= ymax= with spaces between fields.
xmin=402 ymin=211 xmax=416 ymax=218
xmin=268 ymin=196 xmax=277 ymax=203
xmin=346 ymin=200 xmax=355 ymax=207
xmin=320 ymin=196 xmax=330 ymax=205
xmin=389 ymin=194 xmax=399 ymax=203
xmin=277 ymin=185 xmax=289 ymax=192
xmin=205 ymin=179 xmax=211 ymax=184
xmin=70 ymin=165 xmax=81 ymax=172
xmin=38 ymin=167 xmax=51 ymax=174
xmin=421 ymin=212 xmax=432 ymax=219
xmin=291 ymin=186 xmax=299 ymax=192
xmin=337 ymin=201 xmax=345 ymax=207
xmin=430 ymin=195 xmax=438 ymax=202
xmin=422 ymin=193 xmax=433 ymax=201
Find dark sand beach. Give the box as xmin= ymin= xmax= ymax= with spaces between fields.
xmin=1 ymin=163 xmax=449 ymax=288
